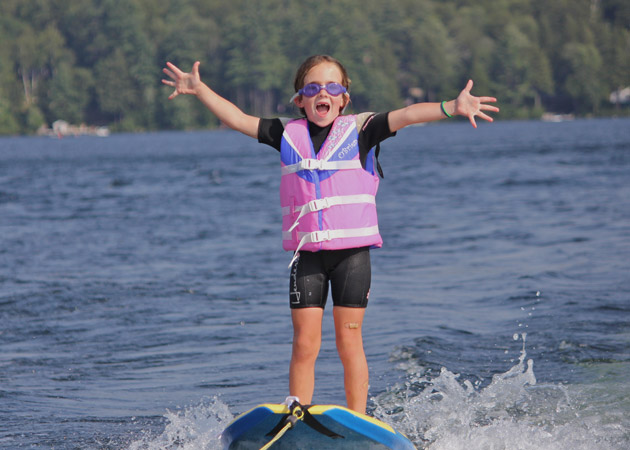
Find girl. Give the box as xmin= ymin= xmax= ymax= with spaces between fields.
xmin=162 ymin=55 xmax=498 ymax=413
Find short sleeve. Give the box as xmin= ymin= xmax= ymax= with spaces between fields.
xmin=258 ymin=118 xmax=291 ymax=152
xmin=357 ymin=112 xmax=395 ymax=150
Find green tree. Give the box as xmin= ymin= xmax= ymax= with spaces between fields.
xmin=45 ymin=62 xmax=93 ymax=124
xmin=12 ymin=23 xmax=70 ymax=131
xmin=562 ymin=42 xmax=605 ymax=113
xmin=0 ymin=15 xmax=21 ymax=133
xmin=221 ymin=0 xmax=293 ymax=117
xmin=0 ymin=96 xmax=19 ymax=135
xmin=598 ymin=24 xmax=630 ymax=111
xmin=600 ymin=0 xmax=630 ymax=28
xmin=85 ymin=0 xmax=156 ymax=129
xmin=492 ymin=17 xmax=553 ymax=116
xmin=151 ymin=1 xmax=222 ymax=129
xmin=450 ymin=5 xmax=496 ymax=97
xmin=94 ymin=48 xmax=140 ymax=127
xmin=409 ymin=14 xmax=457 ymax=102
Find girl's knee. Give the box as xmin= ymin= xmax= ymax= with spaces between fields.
xmin=335 ymin=319 xmax=363 ymax=341
xmin=292 ymin=334 xmax=320 ymax=361
xmin=335 ymin=329 xmax=364 ymax=358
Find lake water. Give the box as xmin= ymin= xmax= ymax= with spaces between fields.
xmin=1 ymin=118 xmax=628 ymax=449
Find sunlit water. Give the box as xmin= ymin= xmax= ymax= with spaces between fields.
xmin=1 ymin=118 xmax=628 ymax=449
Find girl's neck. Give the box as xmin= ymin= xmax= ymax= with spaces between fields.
xmin=307 ymin=119 xmax=333 ymax=153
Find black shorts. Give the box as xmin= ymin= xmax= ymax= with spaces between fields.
xmin=289 ymin=247 xmax=371 ymax=309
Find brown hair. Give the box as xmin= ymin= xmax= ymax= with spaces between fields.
xmin=293 ymin=55 xmax=351 ymax=116
xmin=293 ymin=55 xmax=351 ymax=92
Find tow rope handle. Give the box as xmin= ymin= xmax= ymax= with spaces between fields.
xmin=261 ymin=400 xmax=344 ymax=450
xmin=260 ymin=401 xmax=304 ymax=450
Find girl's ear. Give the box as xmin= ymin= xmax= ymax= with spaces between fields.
xmin=293 ymin=95 xmax=304 ymax=108
xmin=341 ymin=93 xmax=351 ymax=113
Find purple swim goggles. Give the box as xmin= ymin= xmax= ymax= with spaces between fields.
xmin=297 ymin=82 xmax=347 ymax=97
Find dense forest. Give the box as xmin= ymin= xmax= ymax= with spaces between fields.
xmin=1 ymin=0 xmax=629 ymax=135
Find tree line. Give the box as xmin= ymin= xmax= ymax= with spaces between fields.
xmin=0 ymin=0 xmax=629 ymax=135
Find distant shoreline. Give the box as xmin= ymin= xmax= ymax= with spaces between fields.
xmin=37 ymin=120 xmax=110 ymax=138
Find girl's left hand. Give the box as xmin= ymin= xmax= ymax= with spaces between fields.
xmin=454 ymin=80 xmax=499 ymax=128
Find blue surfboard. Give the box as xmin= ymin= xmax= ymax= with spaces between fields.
xmin=221 ymin=402 xmax=416 ymax=450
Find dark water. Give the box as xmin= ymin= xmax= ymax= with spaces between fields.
xmin=1 ymin=118 xmax=628 ymax=449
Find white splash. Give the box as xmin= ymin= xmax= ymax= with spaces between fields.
xmin=127 ymin=397 xmax=231 ymax=450
xmin=372 ymin=334 xmax=626 ymax=449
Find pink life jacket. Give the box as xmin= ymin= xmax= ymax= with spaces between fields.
xmin=280 ymin=115 xmax=383 ymax=261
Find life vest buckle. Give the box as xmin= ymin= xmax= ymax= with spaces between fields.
xmin=300 ymin=159 xmax=322 ymax=170
xmin=310 ymin=198 xmax=330 ymax=212
xmin=312 ymin=230 xmax=331 ymax=242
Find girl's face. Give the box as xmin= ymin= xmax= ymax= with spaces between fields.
xmin=293 ymin=62 xmax=349 ymax=127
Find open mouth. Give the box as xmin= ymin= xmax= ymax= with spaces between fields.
xmin=316 ymin=102 xmax=330 ymax=116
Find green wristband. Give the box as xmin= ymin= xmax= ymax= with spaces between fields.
xmin=440 ymin=101 xmax=453 ymax=118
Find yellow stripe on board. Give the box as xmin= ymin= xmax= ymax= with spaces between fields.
xmin=227 ymin=404 xmax=284 ymax=423
xmin=257 ymin=403 xmax=291 ymax=414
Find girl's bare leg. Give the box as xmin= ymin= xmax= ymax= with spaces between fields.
xmin=289 ymin=307 xmax=324 ymax=404
xmin=333 ymin=306 xmax=368 ymax=413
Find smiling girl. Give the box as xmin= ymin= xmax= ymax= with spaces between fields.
xmin=162 ymin=54 xmax=498 ymax=413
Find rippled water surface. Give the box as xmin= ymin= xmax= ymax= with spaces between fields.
xmin=1 ymin=118 xmax=629 ymax=449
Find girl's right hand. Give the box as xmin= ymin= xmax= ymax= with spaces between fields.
xmin=162 ymin=61 xmax=201 ymax=99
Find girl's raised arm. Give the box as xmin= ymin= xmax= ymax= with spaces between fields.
xmin=162 ymin=61 xmax=260 ymax=139
xmin=388 ymin=79 xmax=499 ymax=132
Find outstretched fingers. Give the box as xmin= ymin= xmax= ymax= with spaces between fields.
xmin=478 ymin=96 xmax=497 ymax=103
xmin=469 ymin=89 xmax=499 ymax=126
xmin=478 ymin=102 xmax=500 ymax=121
xmin=162 ymin=69 xmax=176 ymax=82
xmin=165 ymin=61 xmax=184 ymax=76
xmin=161 ymin=63 xmax=180 ymax=99
xmin=477 ymin=111 xmax=494 ymax=122
xmin=469 ymin=106 xmax=498 ymax=127
xmin=161 ymin=61 xmax=201 ymax=100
